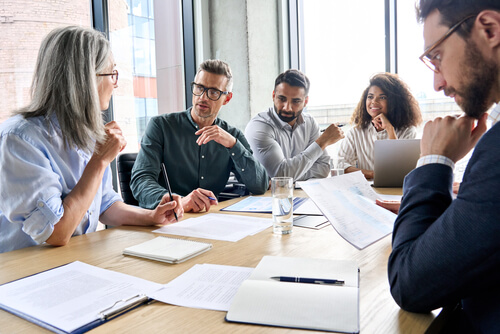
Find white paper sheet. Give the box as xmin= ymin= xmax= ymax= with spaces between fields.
xmin=153 ymin=213 xmax=272 ymax=242
xmin=150 ymin=264 xmax=253 ymax=311
xmin=377 ymin=193 xmax=403 ymax=202
xmin=293 ymin=198 xmax=323 ymax=215
xmin=299 ymin=171 xmax=397 ymax=249
xmin=0 ymin=261 xmax=162 ymax=333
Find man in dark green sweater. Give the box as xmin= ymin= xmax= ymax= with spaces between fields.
xmin=131 ymin=59 xmax=268 ymax=213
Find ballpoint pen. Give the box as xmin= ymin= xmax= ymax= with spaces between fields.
xmin=208 ymin=196 xmax=217 ymax=201
xmin=161 ymin=163 xmax=178 ymax=221
xmin=270 ymin=276 xmax=345 ymax=285
xmin=320 ymin=123 xmax=345 ymax=132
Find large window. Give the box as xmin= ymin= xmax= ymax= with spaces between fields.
xmin=396 ymin=0 xmax=461 ymax=122
xmin=298 ymin=0 xmax=474 ymax=178
xmin=302 ymin=0 xmax=386 ymax=108
xmin=108 ymin=0 xmax=185 ymax=153
xmin=301 ymin=0 xmax=386 ymax=157
xmin=298 ymin=0 xmax=469 ymax=157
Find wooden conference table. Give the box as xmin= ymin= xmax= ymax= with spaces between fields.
xmin=0 ymin=188 xmax=437 ymax=333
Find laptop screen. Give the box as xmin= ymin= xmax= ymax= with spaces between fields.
xmin=373 ymin=139 xmax=420 ymax=187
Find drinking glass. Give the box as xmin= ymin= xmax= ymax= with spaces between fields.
xmin=271 ymin=177 xmax=293 ymax=234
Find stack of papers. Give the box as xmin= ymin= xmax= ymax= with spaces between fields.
xmin=153 ymin=213 xmax=272 ymax=242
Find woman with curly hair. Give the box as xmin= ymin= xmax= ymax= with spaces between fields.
xmin=337 ymin=73 xmax=422 ymax=179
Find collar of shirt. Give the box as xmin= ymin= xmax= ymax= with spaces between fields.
xmin=489 ymin=103 xmax=500 ymax=126
xmin=186 ymin=107 xmax=220 ymax=131
xmin=269 ymin=106 xmax=305 ymax=131
xmin=46 ymin=113 xmax=91 ymax=160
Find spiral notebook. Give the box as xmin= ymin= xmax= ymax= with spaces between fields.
xmin=123 ymin=236 xmax=212 ymax=264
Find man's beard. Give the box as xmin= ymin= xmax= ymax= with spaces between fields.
xmin=194 ymin=105 xmax=216 ymax=119
xmin=448 ymin=39 xmax=498 ymax=118
xmin=275 ymin=105 xmax=303 ymax=123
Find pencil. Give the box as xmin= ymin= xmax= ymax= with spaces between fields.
xmin=161 ymin=162 xmax=178 ymax=221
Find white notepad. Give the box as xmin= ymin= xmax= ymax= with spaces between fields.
xmin=123 ymin=236 xmax=212 ymax=264
xmin=226 ymin=256 xmax=359 ymax=333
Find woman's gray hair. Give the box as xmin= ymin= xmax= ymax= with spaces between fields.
xmin=16 ymin=26 xmax=112 ymax=152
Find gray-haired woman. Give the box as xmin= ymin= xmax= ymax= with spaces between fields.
xmin=0 ymin=26 xmax=183 ymax=253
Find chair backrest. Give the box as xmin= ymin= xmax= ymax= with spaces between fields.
xmin=116 ymin=153 xmax=139 ymax=206
xmin=218 ymin=172 xmax=249 ymax=202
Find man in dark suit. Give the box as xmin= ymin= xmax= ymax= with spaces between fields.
xmin=387 ymin=1 xmax=500 ymax=333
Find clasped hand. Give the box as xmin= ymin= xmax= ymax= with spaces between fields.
xmin=421 ymin=113 xmax=488 ymax=163
xmin=195 ymin=125 xmax=236 ymax=148
xmin=93 ymin=121 xmax=127 ymax=165
xmin=372 ymin=114 xmax=397 ymax=139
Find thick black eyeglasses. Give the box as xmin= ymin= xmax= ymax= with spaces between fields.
xmin=96 ymin=69 xmax=119 ymax=85
xmin=419 ymin=15 xmax=476 ymax=73
xmin=190 ymin=82 xmax=229 ymax=101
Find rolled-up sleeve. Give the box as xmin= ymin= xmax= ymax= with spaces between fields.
xmin=0 ymin=133 xmax=65 ymax=245
xmin=100 ymin=165 xmax=123 ymax=215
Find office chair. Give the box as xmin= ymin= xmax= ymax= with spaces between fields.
xmin=117 ymin=154 xmax=245 ymax=204
xmin=219 ymin=172 xmax=249 ymax=201
xmin=116 ymin=153 xmax=139 ymax=206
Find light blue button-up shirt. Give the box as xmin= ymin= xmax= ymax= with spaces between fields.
xmin=0 ymin=114 xmax=122 ymax=253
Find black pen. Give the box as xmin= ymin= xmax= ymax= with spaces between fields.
xmin=321 ymin=123 xmax=345 ymax=132
xmin=161 ymin=163 xmax=178 ymax=222
xmin=270 ymin=276 xmax=344 ymax=285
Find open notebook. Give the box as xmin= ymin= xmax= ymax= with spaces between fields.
xmin=123 ymin=236 xmax=212 ymax=264
xmin=226 ymin=256 xmax=359 ymax=333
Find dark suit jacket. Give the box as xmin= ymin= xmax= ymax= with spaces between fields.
xmin=388 ymin=121 xmax=500 ymax=333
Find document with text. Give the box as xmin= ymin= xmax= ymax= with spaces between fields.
xmin=299 ymin=171 xmax=397 ymax=249
xmin=150 ymin=264 xmax=253 ymax=311
xmin=0 ymin=261 xmax=163 ymax=334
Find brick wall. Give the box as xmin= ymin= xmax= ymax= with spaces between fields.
xmin=0 ymin=0 xmax=91 ymax=123
xmin=0 ymin=0 xmax=130 ymax=125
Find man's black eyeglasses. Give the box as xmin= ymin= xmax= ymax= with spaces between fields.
xmin=191 ymin=82 xmax=229 ymax=101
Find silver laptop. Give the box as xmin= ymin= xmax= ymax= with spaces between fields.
xmin=373 ymin=139 xmax=421 ymax=187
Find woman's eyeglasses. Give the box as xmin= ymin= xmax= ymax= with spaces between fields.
xmin=96 ymin=69 xmax=119 ymax=85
